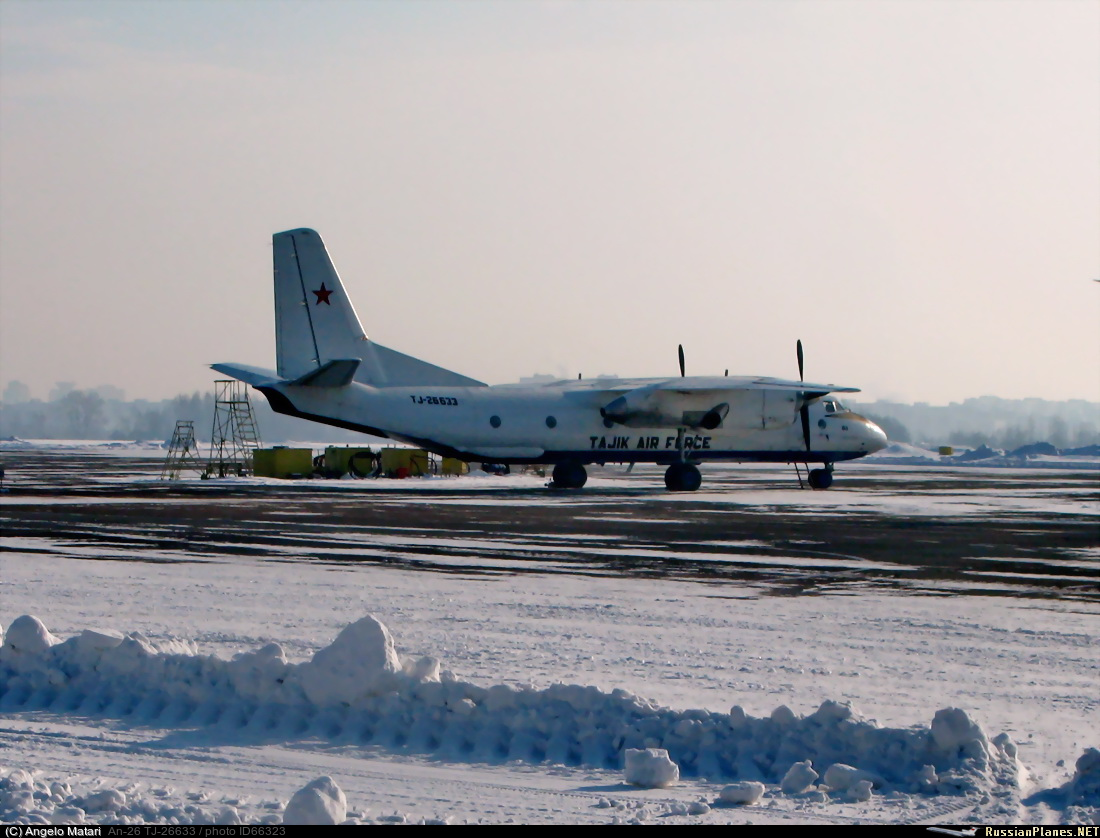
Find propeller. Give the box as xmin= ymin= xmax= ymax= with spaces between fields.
xmin=678 ymin=344 xmax=685 ymax=377
xmin=797 ymin=339 xmax=811 ymax=452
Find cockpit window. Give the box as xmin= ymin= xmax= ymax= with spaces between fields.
xmin=824 ymin=401 xmax=836 ymax=414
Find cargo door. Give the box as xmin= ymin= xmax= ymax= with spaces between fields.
xmin=762 ymin=390 xmax=798 ymax=430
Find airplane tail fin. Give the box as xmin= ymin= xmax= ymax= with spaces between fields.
xmin=274 ymin=228 xmax=367 ymax=381
xmin=273 ymin=229 xmax=485 ymax=388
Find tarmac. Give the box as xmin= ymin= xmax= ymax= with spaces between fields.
xmin=2 ymin=448 xmax=1096 ymax=602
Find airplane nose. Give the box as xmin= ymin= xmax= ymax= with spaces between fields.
xmin=846 ymin=412 xmax=888 ymax=453
xmin=861 ymin=417 xmax=889 ymax=452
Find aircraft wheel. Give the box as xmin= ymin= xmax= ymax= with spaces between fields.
xmin=808 ymin=468 xmax=833 ymax=490
xmin=664 ymin=463 xmax=702 ymax=492
xmin=551 ymin=462 xmax=587 ymax=489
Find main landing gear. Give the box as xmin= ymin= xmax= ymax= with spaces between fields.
xmin=664 ymin=462 xmax=702 ymax=492
xmin=551 ymin=461 xmax=588 ymax=489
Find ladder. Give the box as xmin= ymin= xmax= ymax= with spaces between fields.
xmin=206 ymin=380 xmax=262 ymax=477
xmin=161 ymin=420 xmax=203 ymax=480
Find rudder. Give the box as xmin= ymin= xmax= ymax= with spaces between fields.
xmin=274 ymin=228 xmax=367 ymax=381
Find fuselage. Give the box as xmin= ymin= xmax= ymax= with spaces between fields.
xmin=258 ymin=377 xmax=888 ymax=466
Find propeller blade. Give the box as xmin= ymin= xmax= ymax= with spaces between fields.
xmin=797 ymin=340 xmax=810 ymax=450
xmin=678 ymin=344 xmax=685 ymax=377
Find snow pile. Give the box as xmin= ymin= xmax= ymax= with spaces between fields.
xmin=2 ymin=614 xmax=59 ymax=656
xmin=1061 ymin=748 xmax=1100 ymax=823
xmin=0 ymin=768 xmax=382 ymax=826
xmin=283 ymin=776 xmax=347 ymax=825
xmin=780 ymin=760 xmax=818 ymax=793
xmin=821 ymin=762 xmax=881 ymax=792
xmin=951 ymin=444 xmax=1002 ymax=461
xmin=0 ymin=614 xmax=435 ymax=710
xmin=1006 ymin=442 xmax=1059 ymax=459
xmin=624 ymin=748 xmax=679 ymax=788
xmin=1 ymin=614 xmax=1021 ymax=802
xmin=718 ymin=781 xmax=765 ymax=804
xmin=299 ymin=616 xmax=412 ymax=704
xmin=1068 ymin=749 xmax=1100 ymax=805
xmin=0 ymin=766 xmax=268 ymax=825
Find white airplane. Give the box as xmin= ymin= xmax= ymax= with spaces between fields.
xmin=213 ymin=228 xmax=888 ymax=491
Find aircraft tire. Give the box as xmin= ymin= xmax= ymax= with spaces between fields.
xmin=664 ymin=463 xmax=702 ymax=492
xmin=551 ymin=462 xmax=587 ymax=489
xmin=808 ymin=468 xmax=833 ymax=490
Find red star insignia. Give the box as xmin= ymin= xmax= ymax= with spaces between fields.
xmin=313 ymin=283 xmax=333 ymax=305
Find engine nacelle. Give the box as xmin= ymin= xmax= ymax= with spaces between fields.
xmin=602 ymin=392 xmax=731 ymax=429
xmin=602 ymin=387 xmax=800 ymax=431
xmin=600 ymin=392 xmax=668 ymax=427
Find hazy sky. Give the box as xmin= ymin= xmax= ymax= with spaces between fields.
xmin=2 ymin=0 xmax=1097 ymax=404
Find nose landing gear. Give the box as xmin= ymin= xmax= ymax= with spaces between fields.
xmin=807 ymin=465 xmax=833 ymax=490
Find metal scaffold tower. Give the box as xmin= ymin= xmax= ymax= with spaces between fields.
xmin=206 ymin=380 xmax=262 ymax=477
xmin=161 ymin=420 xmax=204 ymax=480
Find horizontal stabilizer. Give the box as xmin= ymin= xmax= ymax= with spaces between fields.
xmin=210 ymin=363 xmax=281 ymax=387
xmin=288 ymin=358 xmax=360 ymax=387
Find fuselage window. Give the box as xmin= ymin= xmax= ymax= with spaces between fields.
xmin=545 ymin=416 xmax=557 ymax=428
xmin=489 ymin=415 xmax=501 ymax=428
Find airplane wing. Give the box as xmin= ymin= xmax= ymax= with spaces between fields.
xmin=597 ymin=376 xmax=860 ymax=430
xmin=538 ymin=375 xmax=857 ymax=395
xmin=646 ymin=375 xmax=859 ymax=397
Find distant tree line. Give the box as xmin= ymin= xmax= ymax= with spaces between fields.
xmin=852 ymin=397 xmax=1099 ymax=451
xmin=0 ymin=382 xmax=363 ymax=444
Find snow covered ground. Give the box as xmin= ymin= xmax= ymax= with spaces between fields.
xmin=1 ymin=442 xmax=1097 ymax=824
